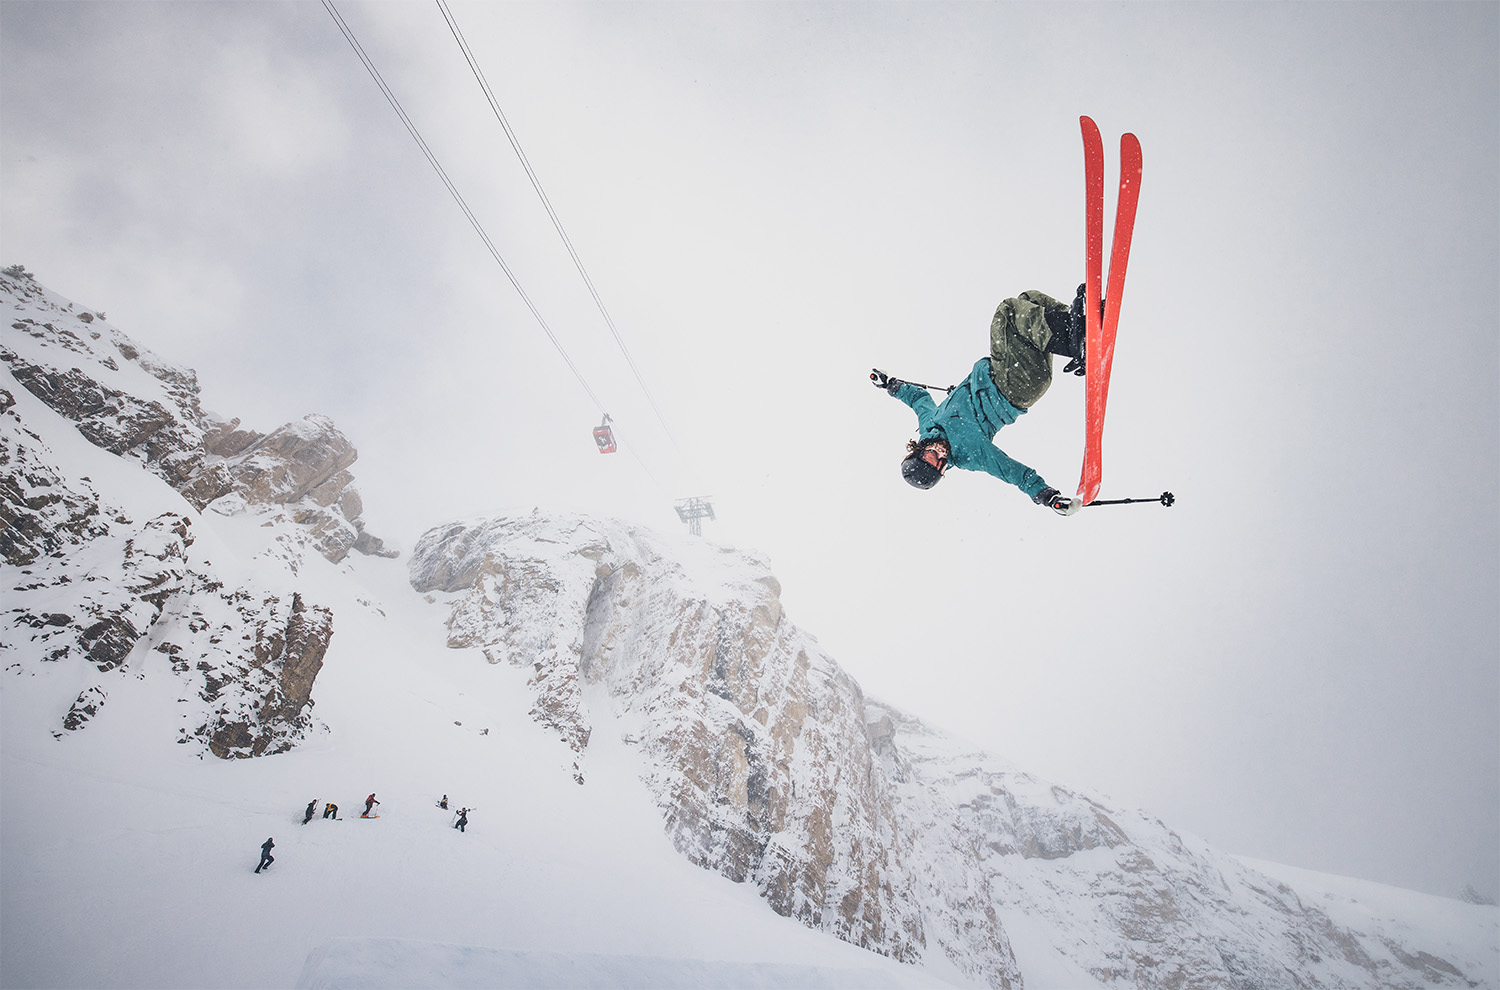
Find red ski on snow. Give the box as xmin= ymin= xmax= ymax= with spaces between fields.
xmin=1077 ymin=116 xmax=1142 ymax=505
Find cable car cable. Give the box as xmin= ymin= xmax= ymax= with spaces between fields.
xmin=322 ymin=1 xmax=671 ymax=496
xmin=321 ymin=0 xmax=608 ymax=415
xmin=435 ymin=0 xmax=686 ymax=460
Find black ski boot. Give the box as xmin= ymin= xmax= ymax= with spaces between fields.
xmin=1049 ymin=283 xmax=1099 ymax=377
xmin=1044 ymin=284 xmax=1088 ymax=375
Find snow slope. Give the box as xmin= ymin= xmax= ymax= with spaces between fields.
xmin=1 ymin=509 xmax=948 ymax=988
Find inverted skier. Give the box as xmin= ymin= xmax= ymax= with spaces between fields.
xmin=873 ymin=285 xmax=1091 ymax=515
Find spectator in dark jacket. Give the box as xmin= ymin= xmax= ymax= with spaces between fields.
xmin=255 ymin=837 xmax=275 ymax=874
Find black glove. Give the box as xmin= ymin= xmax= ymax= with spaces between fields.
xmin=1032 ymin=487 xmax=1080 ymax=516
xmin=871 ymin=369 xmax=904 ymax=395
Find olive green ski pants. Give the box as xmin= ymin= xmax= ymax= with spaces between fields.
xmin=988 ymin=290 xmax=1065 ymax=409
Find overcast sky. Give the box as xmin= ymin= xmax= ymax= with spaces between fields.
xmin=3 ymin=1 xmax=1496 ymax=904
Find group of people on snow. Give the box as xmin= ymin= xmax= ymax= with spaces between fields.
xmin=298 ymin=796 xmax=365 ymax=825
xmin=255 ymin=793 xmax=473 ymax=873
xmin=301 ymin=800 xmax=340 ymax=824
xmin=438 ymin=794 xmax=471 ymax=831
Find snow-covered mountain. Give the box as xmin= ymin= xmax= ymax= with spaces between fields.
xmin=0 ymin=265 xmax=399 ymax=761
xmin=2 ymin=269 xmax=1495 ymax=989
xmin=405 ymin=513 xmax=1497 ymax=989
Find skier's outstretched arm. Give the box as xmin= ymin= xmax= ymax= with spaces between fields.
xmin=972 ymin=444 xmax=1049 ymax=502
xmin=886 ymin=382 xmax=939 ymax=433
xmin=978 ymin=448 xmax=1078 ymax=515
xmin=872 ymin=369 xmax=941 ymax=432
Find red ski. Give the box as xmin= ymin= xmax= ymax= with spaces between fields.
xmin=1077 ymin=117 xmax=1142 ymax=505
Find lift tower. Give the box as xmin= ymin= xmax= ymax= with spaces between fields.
xmin=674 ymin=496 xmax=716 ymax=537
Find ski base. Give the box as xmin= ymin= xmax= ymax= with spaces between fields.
xmin=1077 ymin=116 xmax=1141 ymax=505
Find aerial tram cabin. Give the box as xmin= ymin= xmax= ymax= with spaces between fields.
xmin=592 ymin=414 xmax=616 ymax=454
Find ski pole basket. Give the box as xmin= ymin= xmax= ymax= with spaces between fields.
xmin=592 ymin=414 xmax=617 ymax=454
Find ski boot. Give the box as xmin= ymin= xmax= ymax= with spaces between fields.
xmin=1044 ymin=285 xmax=1089 ymax=376
xmin=1056 ymin=283 xmax=1099 ymax=377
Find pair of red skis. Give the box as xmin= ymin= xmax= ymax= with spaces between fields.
xmin=1077 ymin=116 xmax=1142 ymax=506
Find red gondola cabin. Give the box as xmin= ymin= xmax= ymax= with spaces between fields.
xmin=592 ymin=414 xmax=616 ymax=454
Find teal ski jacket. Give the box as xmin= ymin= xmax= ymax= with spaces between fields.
xmin=891 ymin=357 xmax=1049 ymax=499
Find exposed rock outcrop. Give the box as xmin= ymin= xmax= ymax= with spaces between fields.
xmin=0 ymin=267 xmax=393 ymax=563
xmin=0 ymin=392 xmax=335 ymax=754
xmin=409 ymin=511 xmax=1485 ymax=990
xmin=410 ymin=513 xmax=1009 ymax=985
xmin=0 ymin=386 xmax=109 ymax=567
xmin=1 ymin=270 xmax=341 ymax=756
xmin=195 ymin=591 xmax=334 ymax=759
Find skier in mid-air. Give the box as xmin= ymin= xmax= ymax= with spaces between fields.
xmin=874 ymin=285 xmax=1090 ymax=514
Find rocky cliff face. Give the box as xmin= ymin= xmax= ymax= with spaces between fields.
xmin=1 ymin=269 xmax=351 ymax=756
xmin=409 ymin=512 xmax=1486 ymax=990
xmin=0 ymin=266 xmax=394 ymax=563
xmin=409 ymin=513 xmax=962 ymax=978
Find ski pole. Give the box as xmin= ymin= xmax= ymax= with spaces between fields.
xmin=870 ymin=369 xmax=956 ymax=393
xmin=1085 ymin=491 xmax=1175 ymax=508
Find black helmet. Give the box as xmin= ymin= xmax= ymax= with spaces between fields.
xmin=901 ymin=452 xmax=943 ymax=489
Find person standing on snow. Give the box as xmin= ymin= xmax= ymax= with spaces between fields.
xmin=254 ymin=837 xmax=275 ymax=874
xmin=323 ymin=802 xmax=339 ymax=820
xmin=363 ymin=793 xmax=380 ymax=818
xmin=874 ymin=285 xmax=1090 ymax=514
xmin=302 ymin=799 xmax=318 ymax=825
xmin=454 ymin=808 xmax=469 ymax=833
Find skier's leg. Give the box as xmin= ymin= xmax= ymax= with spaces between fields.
xmin=989 ymin=292 xmax=1057 ymax=408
